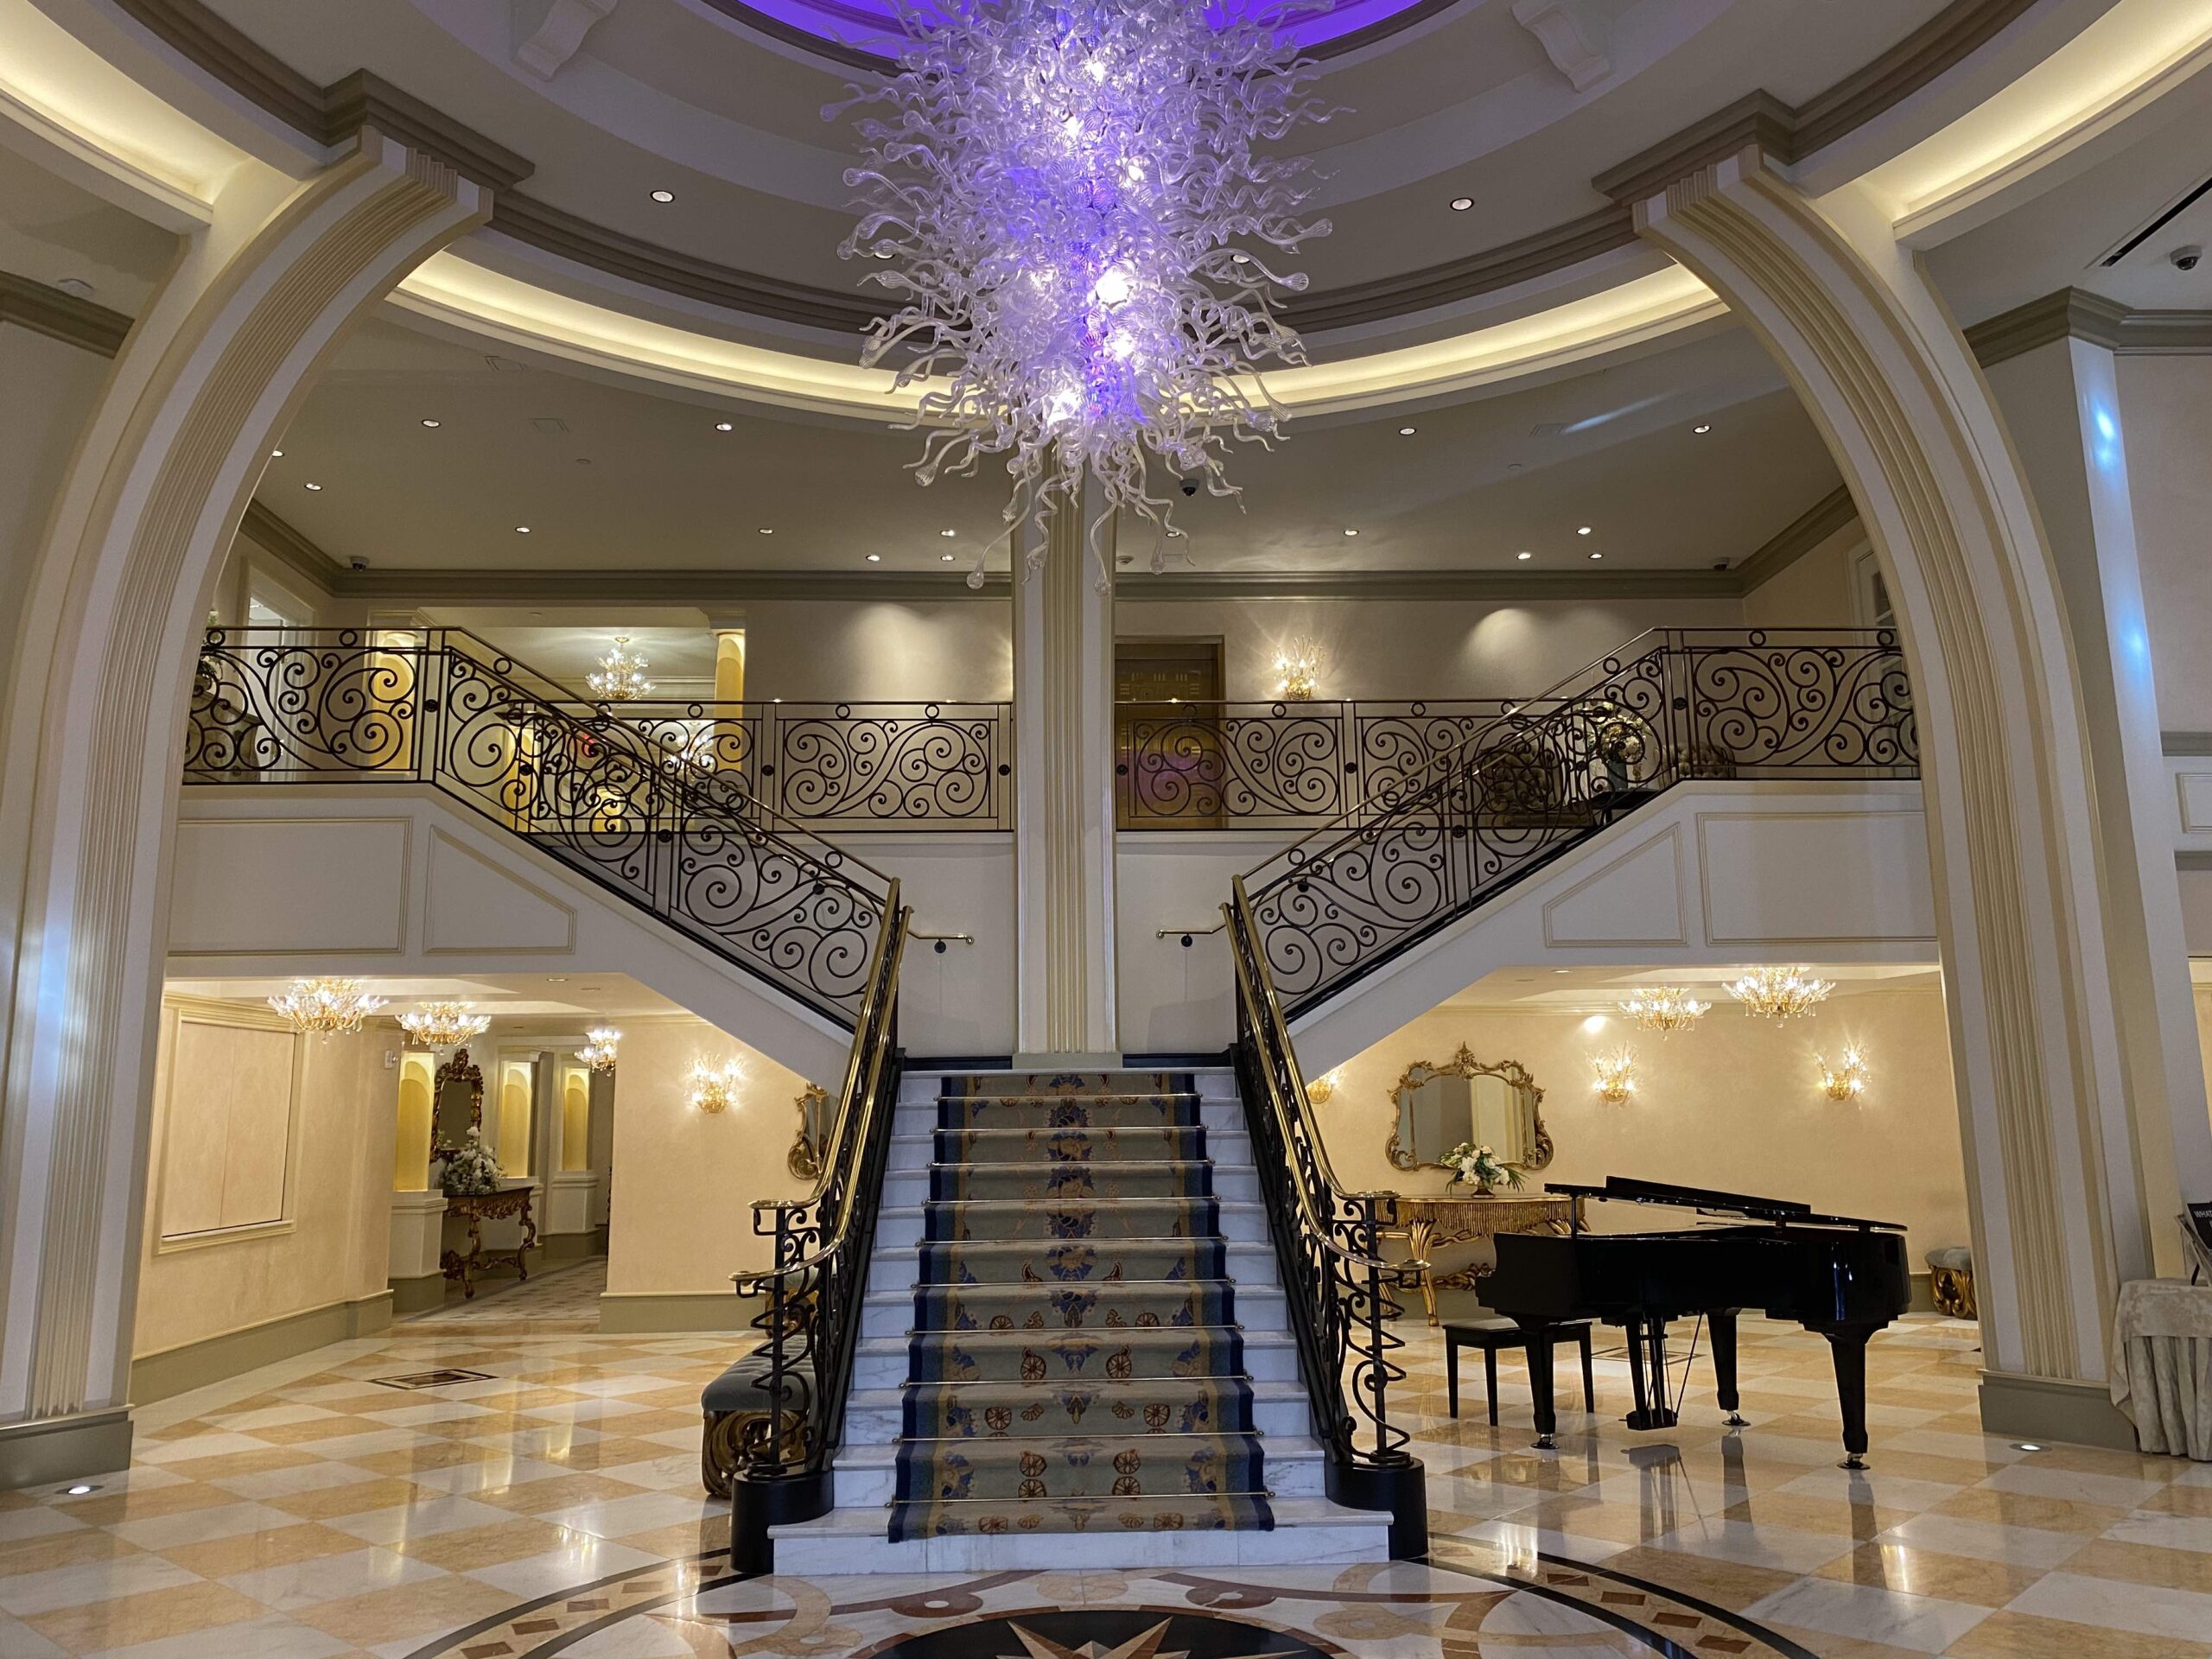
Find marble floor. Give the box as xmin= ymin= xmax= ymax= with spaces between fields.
xmin=3 ymin=1308 xmax=2208 ymax=1657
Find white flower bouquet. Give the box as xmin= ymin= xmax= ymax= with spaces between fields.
xmin=1444 ymin=1141 xmax=1522 ymax=1192
xmin=441 ymin=1128 xmax=505 ymax=1197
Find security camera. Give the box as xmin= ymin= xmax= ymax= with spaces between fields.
xmin=348 ymin=556 xmax=370 ymax=572
xmin=1179 ymin=477 xmax=1198 ymax=498
xmin=2172 ymin=245 xmax=2202 ymax=271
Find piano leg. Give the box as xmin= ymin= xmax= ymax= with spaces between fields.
xmin=1623 ymin=1318 xmax=1679 ymax=1431
xmin=1514 ymin=1319 xmax=1560 ymax=1450
xmin=1711 ymin=1310 xmax=1749 ymax=1427
xmin=1817 ymin=1322 xmax=1879 ymax=1468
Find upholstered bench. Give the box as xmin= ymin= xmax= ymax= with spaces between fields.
xmin=1444 ymin=1316 xmax=1595 ymax=1426
xmin=700 ymin=1354 xmax=810 ymax=1497
xmin=1926 ymin=1246 xmax=1977 ymax=1319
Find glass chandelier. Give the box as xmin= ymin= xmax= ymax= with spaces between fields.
xmin=1618 ymin=987 xmax=1711 ymax=1033
xmin=575 ymin=1027 xmax=620 ymax=1071
xmin=836 ymin=0 xmax=1334 ymax=581
xmin=268 ymin=977 xmax=386 ymax=1038
xmin=397 ymin=1001 xmax=491 ymax=1050
xmin=1726 ymin=964 xmax=1835 ymax=1020
xmin=588 ymin=637 xmax=652 ymax=701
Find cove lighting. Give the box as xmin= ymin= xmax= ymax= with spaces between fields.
xmin=1449 ymin=196 xmax=1473 ymax=211
xmin=650 ymin=189 xmax=675 ymax=203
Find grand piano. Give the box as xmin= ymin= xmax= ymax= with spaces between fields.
xmin=1483 ymin=1175 xmax=1910 ymax=1465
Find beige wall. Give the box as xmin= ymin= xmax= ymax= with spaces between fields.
xmin=744 ymin=598 xmax=1014 ymax=703
xmin=2119 ymin=357 xmax=2212 ymax=734
xmin=1741 ymin=522 xmax=1866 ymax=631
xmin=1317 ymin=986 xmax=1971 ymax=1264
xmin=602 ymin=1017 xmax=816 ymax=1295
xmin=0 ymin=326 xmax=107 ymax=700
xmin=133 ymin=997 xmax=394 ymax=1359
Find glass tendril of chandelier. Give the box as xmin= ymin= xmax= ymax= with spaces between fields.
xmin=588 ymin=637 xmax=652 ymax=701
xmin=835 ymin=0 xmax=1335 ymax=582
xmin=1726 ymin=964 xmax=1835 ymax=1020
xmin=397 ymin=1001 xmax=491 ymax=1050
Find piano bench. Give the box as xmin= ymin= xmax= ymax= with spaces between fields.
xmin=1445 ymin=1318 xmax=1595 ymax=1426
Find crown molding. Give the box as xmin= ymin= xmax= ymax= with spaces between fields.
xmin=0 ymin=272 xmax=134 ymax=356
xmin=111 ymin=0 xmax=533 ymax=191
xmin=110 ymin=0 xmax=2025 ymax=338
xmin=1592 ymin=0 xmax=2038 ymax=204
xmin=2164 ymin=731 xmax=2212 ymax=757
xmin=1965 ymin=289 xmax=2212 ymax=366
xmin=1731 ymin=485 xmax=1859 ymax=593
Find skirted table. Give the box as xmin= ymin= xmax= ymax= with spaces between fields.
xmin=2110 ymin=1278 xmax=2212 ymax=1460
xmin=1386 ymin=1192 xmax=1577 ymax=1325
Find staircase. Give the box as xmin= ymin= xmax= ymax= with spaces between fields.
xmin=768 ymin=1065 xmax=1395 ymax=1572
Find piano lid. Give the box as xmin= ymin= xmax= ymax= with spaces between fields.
xmin=1545 ymin=1174 xmax=1904 ymax=1231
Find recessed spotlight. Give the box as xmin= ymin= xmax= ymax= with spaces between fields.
xmin=60 ymin=1483 xmax=98 ymax=1497
xmin=1343 ymin=528 xmax=1359 ymax=537
xmin=1516 ymin=551 xmax=1533 ymax=561
xmin=270 ymin=448 xmax=283 ymax=458
xmin=715 ymin=421 xmax=734 ymax=432
xmin=1589 ymin=551 xmax=1603 ymax=560
xmin=756 ymin=527 xmax=772 ymax=536
xmin=515 ymin=526 xmax=531 ymax=534
xmin=650 ymin=188 xmax=675 ymax=203
xmin=940 ymin=552 xmax=957 ymax=562
xmin=1693 ymin=423 xmax=1713 ymax=435
xmin=2012 ymin=1442 xmax=2043 ymax=1452
xmin=304 ymin=482 xmax=322 ymax=491
xmin=1554 ymin=969 xmax=1571 ymax=975
xmin=1577 ymin=525 xmax=1592 ymax=536
xmin=940 ymin=527 xmax=957 ymax=537
xmin=865 ymin=553 xmax=882 ymax=563
xmin=1231 ymin=251 xmax=1251 ymax=264
xmin=1398 ymin=426 xmax=1416 ymax=435
xmin=420 ymin=418 xmax=441 ymax=429
xmin=1449 ymin=196 xmax=1473 ymax=212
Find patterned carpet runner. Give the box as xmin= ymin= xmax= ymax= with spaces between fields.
xmin=888 ymin=1071 xmax=1274 ymax=1541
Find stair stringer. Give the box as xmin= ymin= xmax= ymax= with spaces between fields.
xmin=168 ymin=782 xmax=851 ymax=1080
xmin=1286 ymin=778 xmax=1937 ymax=1071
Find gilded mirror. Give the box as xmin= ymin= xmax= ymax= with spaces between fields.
xmin=1387 ymin=1046 xmax=1551 ymax=1173
xmin=430 ymin=1048 xmax=485 ymax=1160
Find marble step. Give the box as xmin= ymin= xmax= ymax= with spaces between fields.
xmin=886 ymin=1128 xmax=1257 ymax=1173
xmin=841 ymin=1378 xmax=1316 ymax=1444
xmin=852 ymin=1326 xmax=1300 ymax=1389
xmin=768 ymin=1493 xmax=1394 ymax=1574
xmin=863 ymin=1236 xmax=1282 ymax=1296
xmin=828 ymin=1431 xmax=1330 ymax=1508
xmin=856 ymin=1284 xmax=1289 ymax=1342
xmin=873 ymin=1202 xmax=1270 ymax=1252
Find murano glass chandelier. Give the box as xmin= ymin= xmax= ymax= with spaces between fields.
xmin=575 ymin=1027 xmax=620 ymax=1071
xmin=1726 ymin=964 xmax=1834 ymax=1020
xmin=1618 ymin=986 xmax=1710 ymax=1033
xmin=588 ymin=637 xmax=652 ymax=701
xmin=836 ymin=0 xmax=1335 ymax=582
xmin=268 ymin=977 xmax=386 ymax=1038
xmin=397 ymin=1001 xmax=491 ymax=1050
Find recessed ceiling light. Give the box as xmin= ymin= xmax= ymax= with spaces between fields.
xmin=270 ymin=448 xmax=283 ymax=458
xmin=1516 ymin=551 xmax=1533 ymax=561
xmin=756 ymin=527 xmax=772 ymax=536
xmin=304 ymin=482 xmax=322 ymax=491
xmin=1231 ymin=251 xmax=1251 ymax=264
xmin=650 ymin=188 xmax=675 ymax=203
xmin=1449 ymin=196 xmax=1473 ymax=212
xmin=60 ymin=1484 xmax=98 ymax=1497
xmin=1577 ymin=525 xmax=1592 ymax=536
xmin=1398 ymin=426 xmax=1416 ymax=435
xmin=940 ymin=527 xmax=957 ymax=537
xmin=940 ymin=552 xmax=957 ymax=562
xmin=715 ymin=421 xmax=734 ymax=432
xmin=1554 ymin=969 xmax=1571 ymax=975
xmin=865 ymin=553 xmax=882 ymax=563
xmin=2012 ymin=1442 xmax=2043 ymax=1452
xmin=420 ymin=418 xmax=441 ymax=429
xmin=514 ymin=526 xmax=531 ymax=534
xmin=1693 ymin=423 xmax=1713 ymax=435
xmin=1589 ymin=550 xmax=1603 ymax=560
xmin=1343 ymin=527 xmax=1358 ymax=537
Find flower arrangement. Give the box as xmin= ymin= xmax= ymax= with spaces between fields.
xmin=1444 ymin=1141 xmax=1522 ymax=1193
xmin=441 ymin=1128 xmax=505 ymax=1197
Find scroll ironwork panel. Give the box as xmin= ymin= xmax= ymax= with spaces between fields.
xmin=1115 ymin=701 xmax=1351 ymax=826
xmin=765 ymin=702 xmax=1008 ymax=826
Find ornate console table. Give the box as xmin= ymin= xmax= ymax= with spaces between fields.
xmin=1390 ymin=1192 xmax=1576 ymax=1325
xmin=441 ymin=1183 xmax=539 ymax=1300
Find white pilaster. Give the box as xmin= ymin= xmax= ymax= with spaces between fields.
xmin=1012 ymin=479 xmax=1119 ymax=1058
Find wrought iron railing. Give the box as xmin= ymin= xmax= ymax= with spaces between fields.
xmin=1243 ymin=629 xmax=1916 ymax=1014
xmin=1116 ymin=699 xmax=1519 ymax=828
xmin=729 ymin=892 xmax=907 ymax=1575
xmin=182 ymin=628 xmax=893 ymax=1027
xmin=545 ymin=698 xmax=1012 ymax=830
xmin=1224 ymin=881 xmax=1426 ymax=1558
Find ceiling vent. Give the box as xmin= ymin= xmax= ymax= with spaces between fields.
xmin=1529 ymin=421 xmax=1566 ymax=439
xmin=483 ymin=353 xmax=529 ymax=372
xmin=2097 ymin=173 xmax=2212 ymax=266
xmin=531 ymin=416 xmax=570 ymax=435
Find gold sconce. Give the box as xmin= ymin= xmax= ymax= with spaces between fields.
xmin=1618 ymin=987 xmax=1710 ymax=1033
xmin=1815 ymin=1046 xmax=1870 ymax=1103
xmin=1274 ymin=639 xmax=1322 ymax=702
xmin=1306 ymin=1068 xmax=1340 ymax=1107
xmin=575 ymin=1027 xmax=620 ymax=1071
xmin=1591 ymin=1047 xmax=1638 ymax=1106
xmin=688 ymin=1058 xmax=745 ymax=1114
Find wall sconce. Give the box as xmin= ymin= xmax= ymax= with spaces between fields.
xmin=1815 ymin=1046 xmax=1870 ymax=1102
xmin=1274 ymin=639 xmax=1322 ymax=702
xmin=575 ymin=1027 xmax=620 ymax=1071
xmin=1306 ymin=1068 xmax=1340 ymax=1107
xmin=1591 ymin=1047 xmax=1638 ymax=1105
xmin=689 ymin=1058 xmax=744 ymax=1114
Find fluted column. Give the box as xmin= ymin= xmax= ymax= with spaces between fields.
xmin=1012 ymin=481 xmax=1119 ymax=1060
xmin=1636 ymin=149 xmax=2200 ymax=1443
xmin=0 ymin=135 xmax=487 ymax=1484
